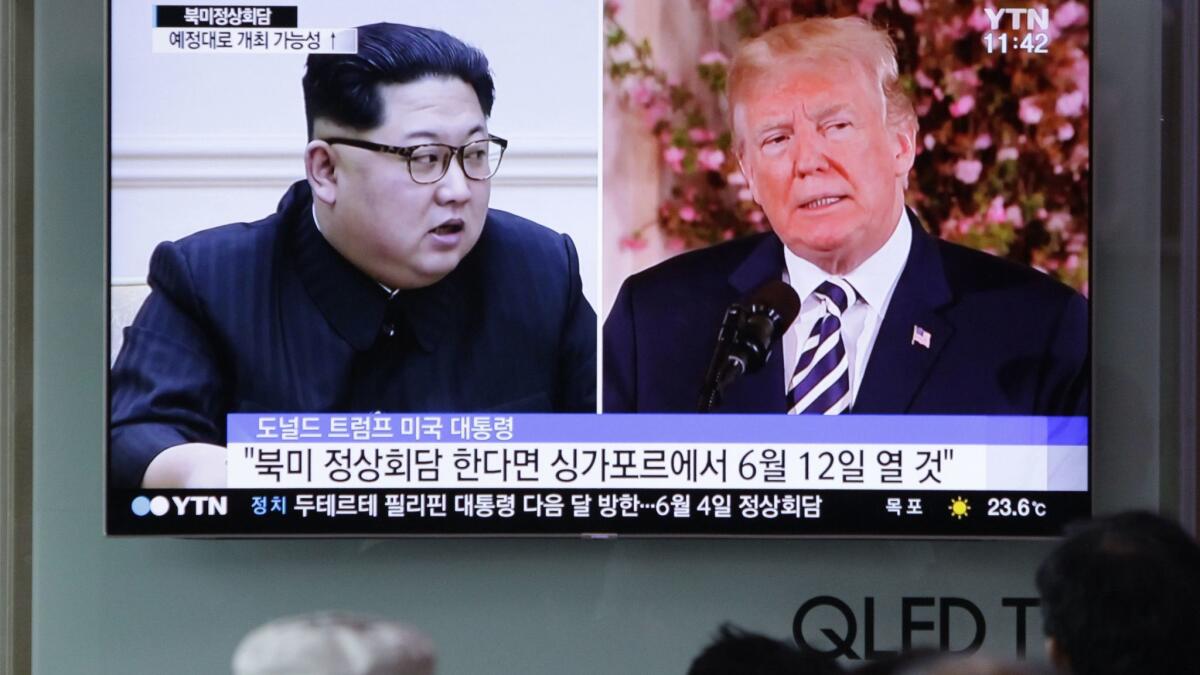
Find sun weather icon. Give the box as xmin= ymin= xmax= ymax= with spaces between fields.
xmin=948 ymin=496 xmax=971 ymax=519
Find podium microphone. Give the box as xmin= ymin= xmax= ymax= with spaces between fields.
xmin=697 ymin=280 xmax=801 ymax=412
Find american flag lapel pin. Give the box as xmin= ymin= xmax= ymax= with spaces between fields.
xmin=912 ymin=325 xmax=932 ymax=349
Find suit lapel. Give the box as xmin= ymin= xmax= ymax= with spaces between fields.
xmin=854 ymin=212 xmax=955 ymax=413
xmin=719 ymin=234 xmax=788 ymax=413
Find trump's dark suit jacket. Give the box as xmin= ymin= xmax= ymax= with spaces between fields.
xmin=604 ymin=215 xmax=1088 ymax=415
xmin=111 ymin=181 xmax=596 ymax=488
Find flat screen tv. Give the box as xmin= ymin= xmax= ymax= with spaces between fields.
xmin=107 ymin=0 xmax=1091 ymax=537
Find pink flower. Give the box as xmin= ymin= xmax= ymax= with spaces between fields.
xmin=1069 ymin=49 xmax=1090 ymax=100
xmin=967 ymin=5 xmax=992 ymax=32
xmin=1070 ymin=143 xmax=1090 ymax=166
xmin=737 ymin=188 xmax=753 ymax=202
xmin=699 ymin=51 xmax=729 ymax=66
xmin=933 ymin=86 xmax=945 ymax=102
xmin=665 ymin=237 xmax=685 ymax=252
xmin=914 ymin=70 xmax=935 ymax=90
xmin=1006 ymin=205 xmax=1024 ymax=228
xmin=698 ymin=148 xmax=726 ymax=171
xmin=857 ymin=0 xmax=885 ymax=16
xmin=1056 ymin=90 xmax=1086 ymax=118
xmin=1019 ymin=97 xmax=1043 ymax=125
xmin=1057 ymin=123 xmax=1075 ymax=141
xmin=1034 ymin=24 xmax=1062 ymax=43
xmin=923 ymin=134 xmax=936 ymax=151
xmin=985 ymin=196 xmax=1006 ymax=223
xmin=642 ymin=101 xmax=670 ymax=128
xmin=618 ymin=234 xmax=646 ymax=251
xmin=679 ymin=205 xmax=698 ymax=222
xmin=898 ymin=0 xmax=923 ymax=15
xmin=748 ymin=210 xmax=764 ymax=224
xmin=1065 ymin=254 xmax=1080 ymax=272
xmin=938 ymin=17 xmax=968 ymax=41
xmin=949 ymin=95 xmax=975 ymax=118
xmin=940 ymin=218 xmax=957 ymax=237
xmin=997 ymin=147 xmax=1019 ymax=162
xmin=605 ymin=0 xmax=621 ymax=16
xmin=974 ymin=133 xmax=992 ymax=150
xmin=663 ymin=146 xmax=685 ymax=173
xmin=688 ymin=127 xmax=715 ymax=143
xmin=1054 ymin=1 xmax=1089 ymax=28
xmin=722 ymin=228 xmax=736 ymax=240
xmin=643 ymin=100 xmax=672 ymax=127
xmin=957 ymin=216 xmax=978 ymax=235
xmin=951 ymin=68 xmax=981 ymax=89
xmin=626 ymin=76 xmax=660 ymax=107
xmin=608 ymin=42 xmax=636 ymax=64
xmin=727 ymin=171 xmax=747 ymax=186
xmin=1047 ymin=212 xmax=1071 ymax=232
xmin=954 ymin=159 xmax=983 ymax=184
xmin=708 ymin=0 xmax=736 ymax=22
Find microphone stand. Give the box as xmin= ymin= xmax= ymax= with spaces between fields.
xmin=697 ymin=305 xmax=747 ymax=413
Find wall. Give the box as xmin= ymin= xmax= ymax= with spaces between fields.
xmin=32 ymin=1 xmax=1171 ymax=674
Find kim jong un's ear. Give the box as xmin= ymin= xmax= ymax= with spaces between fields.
xmin=305 ymin=139 xmax=338 ymax=206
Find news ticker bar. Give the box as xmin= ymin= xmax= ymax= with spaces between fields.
xmin=226 ymin=414 xmax=1088 ymax=492
xmin=107 ymin=489 xmax=1090 ymax=537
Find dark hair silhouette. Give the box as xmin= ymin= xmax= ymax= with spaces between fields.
xmin=302 ymin=22 xmax=495 ymax=139
xmin=1036 ymin=511 xmax=1200 ymax=675
xmin=688 ymin=624 xmax=843 ymax=675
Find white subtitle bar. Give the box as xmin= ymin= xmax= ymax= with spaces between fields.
xmin=152 ymin=28 xmax=358 ymax=54
xmin=226 ymin=442 xmax=1082 ymax=491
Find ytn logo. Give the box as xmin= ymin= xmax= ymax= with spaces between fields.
xmin=131 ymin=495 xmax=228 ymax=517
xmin=984 ymin=7 xmax=1050 ymax=30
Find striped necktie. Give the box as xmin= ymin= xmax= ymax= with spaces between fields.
xmin=787 ymin=279 xmax=857 ymax=414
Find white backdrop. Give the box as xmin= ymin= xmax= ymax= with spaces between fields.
xmin=110 ymin=0 xmax=600 ymax=318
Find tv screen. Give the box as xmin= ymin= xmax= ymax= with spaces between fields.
xmin=108 ymin=0 xmax=1090 ymax=537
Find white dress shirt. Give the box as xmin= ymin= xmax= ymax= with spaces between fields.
xmin=782 ymin=209 xmax=913 ymax=407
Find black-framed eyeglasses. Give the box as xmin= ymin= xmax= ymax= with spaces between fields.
xmin=322 ymin=135 xmax=508 ymax=184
